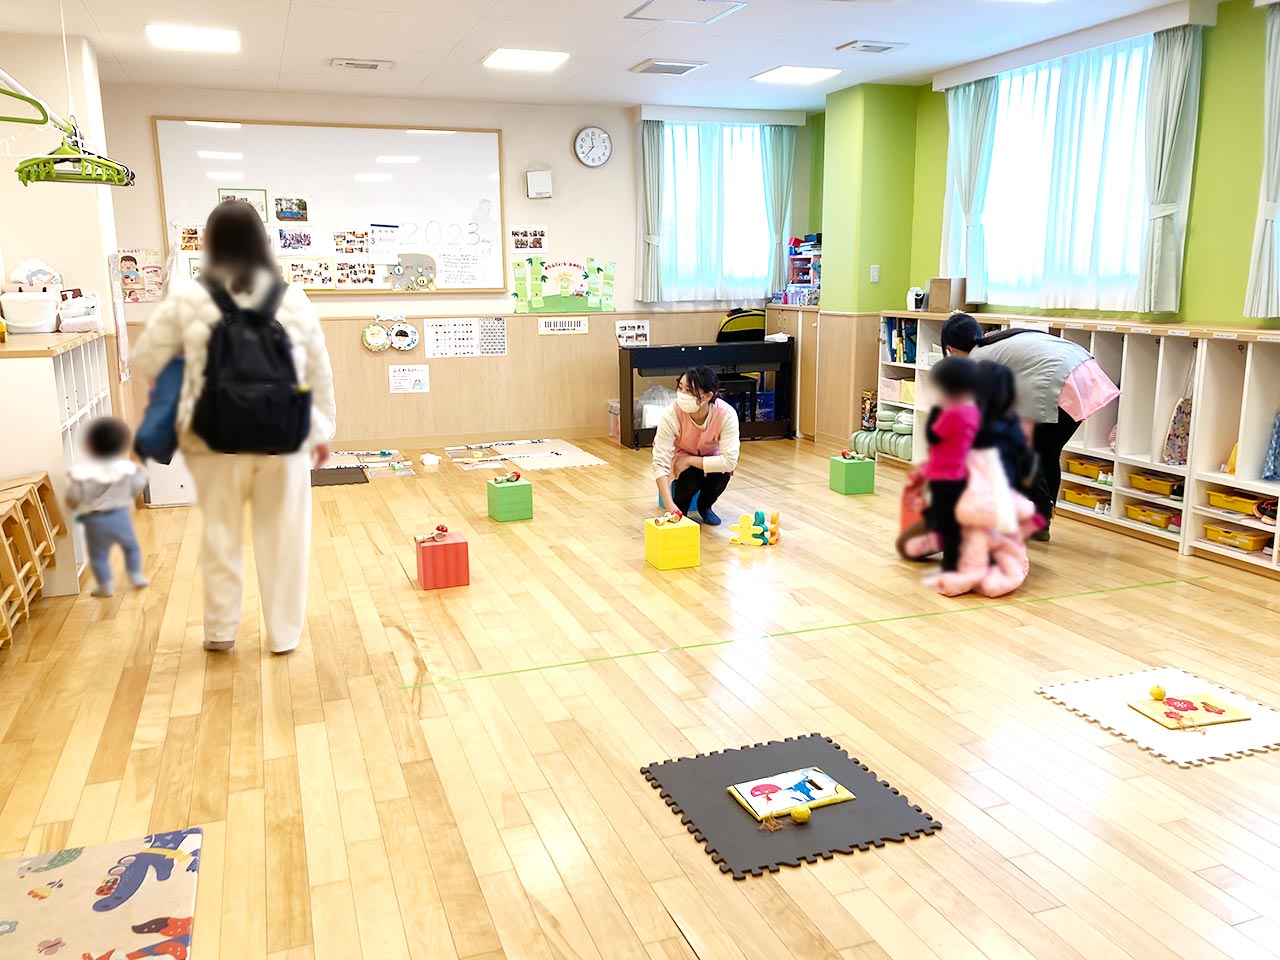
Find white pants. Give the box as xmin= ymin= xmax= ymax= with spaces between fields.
xmin=186 ymin=449 xmax=312 ymax=653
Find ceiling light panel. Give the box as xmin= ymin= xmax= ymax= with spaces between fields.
xmin=751 ymin=66 xmax=841 ymax=85
xmin=482 ymin=48 xmax=570 ymax=72
xmin=625 ymin=0 xmax=746 ymax=25
xmin=146 ymin=24 xmax=241 ymax=53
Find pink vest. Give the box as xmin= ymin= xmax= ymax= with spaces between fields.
xmin=673 ymin=398 xmax=732 ymax=476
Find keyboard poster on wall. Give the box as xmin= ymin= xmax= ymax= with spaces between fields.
xmin=421 ymin=317 xmax=508 ymax=358
xmin=511 ymin=256 xmax=616 ymax=314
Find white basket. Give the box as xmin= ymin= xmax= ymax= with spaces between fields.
xmin=0 ymin=292 xmax=59 ymax=333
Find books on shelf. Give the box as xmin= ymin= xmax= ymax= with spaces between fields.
xmin=882 ymin=317 xmax=918 ymax=364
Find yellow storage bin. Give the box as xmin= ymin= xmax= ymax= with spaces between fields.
xmin=1124 ymin=503 xmax=1179 ymax=529
xmin=1130 ymin=473 xmax=1179 ymax=496
xmin=1206 ymin=489 xmax=1266 ymax=515
xmin=1204 ymin=524 xmax=1271 ymax=552
xmin=1063 ymin=486 xmax=1108 ymax=509
xmin=1065 ymin=456 xmax=1107 ymax=481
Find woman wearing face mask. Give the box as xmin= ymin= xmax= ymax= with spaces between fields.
xmin=653 ymin=365 xmax=741 ymax=525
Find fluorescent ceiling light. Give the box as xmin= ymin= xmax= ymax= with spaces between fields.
xmin=482 ymin=48 xmax=569 ymax=72
xmin=186 ymin=120 xmax=240 ymax=129
xmin=205 ymin=171 xmax=244 ymax=180
xmin=354 ymin=173 xmax=393 ymax=182
xmin=375 ymin=155 xmax=420 ymax=164
xmin=751 ymin=65 xmax=841 ymax=85
xmin=406 ymin=129 xmax=455 ymax=135
xmin=146 ymin=24 xmax=241 ymax=53
xmin=197 ymin=150 xmax=243 ymax=160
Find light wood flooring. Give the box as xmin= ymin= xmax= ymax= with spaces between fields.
xmin=3 ymin=438 xmax=1280 ymax=960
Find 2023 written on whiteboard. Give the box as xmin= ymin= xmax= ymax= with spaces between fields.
xmin=154 ymin=118 xmax=507 ymax=293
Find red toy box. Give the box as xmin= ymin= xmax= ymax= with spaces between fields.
xmin=416 ymin=531 xmax=470 ymax=590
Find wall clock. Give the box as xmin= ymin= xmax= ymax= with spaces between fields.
xmin=574 ymin=126 xmax=612 ymax=168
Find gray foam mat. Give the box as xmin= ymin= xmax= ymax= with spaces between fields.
xmin=311 ymin=467 xmax=368 ymax=486
xmin=640 ymin=733 xmax=941 ymax=879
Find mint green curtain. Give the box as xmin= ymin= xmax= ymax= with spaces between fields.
xmin=944 ymin=76 xmax=999 ymax=303
xmin=1246 ymin=8 xmax=1280 ymax=318
xmin=761 ymin=124 xmax=797 ymax=293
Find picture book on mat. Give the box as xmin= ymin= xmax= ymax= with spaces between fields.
xmin=727 ymin=767 xmax=855 ymax=821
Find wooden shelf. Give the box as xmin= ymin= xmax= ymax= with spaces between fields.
xmin=1117 ymin=454 xmax=1188 ymax=477
xmin=1192 ymin=504 xmax=1276 ymax=533
xmin=1060 ymin=474 xmax=1114 ymax=493
xmin=0 ymin=330 xmax=103 ymax=359
xmin=1112 ymin=486 xmax=1185 ymax=510
xmin=1191 ymin=538 xmax=1275 ymax=568
xmin=1196 ymin=471 xmax=1280 ymax=497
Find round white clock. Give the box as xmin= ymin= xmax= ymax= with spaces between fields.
xmin=574 ymin=126 xmax=612 ymax=168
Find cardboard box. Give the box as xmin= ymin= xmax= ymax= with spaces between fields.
xmin=928 ymin=277 xmax=971 ymax=313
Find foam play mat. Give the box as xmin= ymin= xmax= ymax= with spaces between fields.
xmin=0 ymin=828 xmax=201 ymax=958
xmin=1038 ymin=667 xmax=1280 ymax=766
xmin=641 ymin=734 xmax=940 ymax=880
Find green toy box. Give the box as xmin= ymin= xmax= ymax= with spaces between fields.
xmin=487 ymin=477 xmax=533 ymax=521
xmin=829 ymin=456 xmax=875 ymax=496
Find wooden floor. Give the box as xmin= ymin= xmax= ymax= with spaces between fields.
xmin=3 ymin=438 xmax=1280 ymax=960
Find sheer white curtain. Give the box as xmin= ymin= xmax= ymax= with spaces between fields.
xmin=639 ymin=119 xmax=664 ymax=303
xmin=1246 ymin=7 xmax=1280 ymax=318
xmin=945 ymin=35 xmax=1154 ymax=310
xmin=761 ymin=124 xmax=798 ymax=294
xmin=944 ymin=77 xmax=998 ymax=303
xmin=657 ymin=122 xmax=773 ymax=302
xmin=1137 ymin=26 xmax=1203 ymax=314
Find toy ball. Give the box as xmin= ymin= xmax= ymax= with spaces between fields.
xmin=790 ymin=804 xmax=811 ymax=824
xmin=1150 ymin=684 xmax=1167 ymax=702
xmin=511 ymin=470 xmax=521 ymax=481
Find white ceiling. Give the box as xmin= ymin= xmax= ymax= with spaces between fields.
xmin=1 ymin=0 xmax=1186 ymax=109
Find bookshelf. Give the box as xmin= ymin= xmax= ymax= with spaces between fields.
xmin=873 ymin=311 xmax=1280 ymax=578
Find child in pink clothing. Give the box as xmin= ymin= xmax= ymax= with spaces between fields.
xmin=919 ymin=357 xmax=982 ymax=572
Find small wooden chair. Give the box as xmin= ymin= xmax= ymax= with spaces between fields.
xmin=0 ymin=472 xmax=65 ymax=539
xmin=0 ymin=537 xmax=24 ymax=648
xmin=0 ymin=487 xmax=55 ymax=570
xmin=0 ymin=498 xmax=42 ymax=609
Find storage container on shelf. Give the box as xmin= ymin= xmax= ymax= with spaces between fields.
xmin=1204 ymin=523 xmax=1271 ymax=552
xmin=1063 ymin=486 xmax=1108 ymax=509
xmin=1065 ymin=456 xmax=1109 ymax=481
xmin=1129 ymin=473 xmax=1181 ymax=497
xmin=1124 ymin=503 xmax=1179 ymax=530
xmin=1205 ymin=489 xmax=1267 ymax=515
xmin=0 ymin=291 xmax=59 ymax=334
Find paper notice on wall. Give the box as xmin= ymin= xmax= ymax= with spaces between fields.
xmin=509 ymin=224 xmax=548 ymax=254
xmin=285 ymin=259 xmax=334 ymax=288
xmin=615 ymin=319 xmax=649 ymax=346
xmin=276 ymin=226 xmax=316 ymax=253
xmin=438 ymin=250 xmax=482 ymax=287
xmin=369 ymin=223 xmax=400 ymax=264
xmin=421 ymin=317 xmax=507 ymax=358
xmin=116 ymin=247 xmax=163 ymax=302
xmin=105 ymin=254 xmax=131 ymax=382
xmin=538 ymin=316 xmax=588 ymax=336
xmin=389 ymin=364 xmax=430 ymax=394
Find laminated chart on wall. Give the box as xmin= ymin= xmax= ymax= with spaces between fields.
xmin=421 ymin=317 xmax=507 ymax=358
xmin=537 ymin=316 xmax=589 ymax=336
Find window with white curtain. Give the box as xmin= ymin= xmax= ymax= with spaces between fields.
xmin=658 ymin=122 xmax=773 ymax=301
xmin=944 ymin=35 xmax=1155 ymax=310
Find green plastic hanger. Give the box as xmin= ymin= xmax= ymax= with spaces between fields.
xmin=0 ymin=87 xmax=48 ymax=125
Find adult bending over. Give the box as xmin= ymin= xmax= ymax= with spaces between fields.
xmin=653 ymin=366 xmax=740 ymax=525
xmin=133 ymin=201 xmax=336 ymax=653
xmin=941 ymin=314 xmax=1118 ymax=539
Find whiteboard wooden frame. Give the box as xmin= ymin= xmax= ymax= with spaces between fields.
xmin=151 ymin=115 xmax=509 ymax=296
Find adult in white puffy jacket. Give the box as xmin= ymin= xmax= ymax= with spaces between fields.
xmin=132 ymin=201 xmax=336 ymax=654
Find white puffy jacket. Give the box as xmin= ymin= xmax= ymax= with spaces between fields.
xmin=132 ymin=271 xmax=336 ymax=451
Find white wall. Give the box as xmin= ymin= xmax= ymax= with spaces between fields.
xmin=102 ymin=84 xmax=644 ymax=321
xmin=0 ymin=33 xmax=117 ymax=304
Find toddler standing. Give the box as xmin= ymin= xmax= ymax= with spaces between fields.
xmin=919 ymin=358 xmax=982 ymax=572
xmin=66 ymin=418 xmax=150 ymax=597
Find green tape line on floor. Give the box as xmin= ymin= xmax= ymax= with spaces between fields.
xmin=399 ymin=575 xmax=1208 ymax=690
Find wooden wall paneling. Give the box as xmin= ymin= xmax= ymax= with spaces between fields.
xmin=814 ymin=313 xmax=878 ymax=448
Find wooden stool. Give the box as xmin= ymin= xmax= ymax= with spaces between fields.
xmin=0 ymin=488 xmax=54 ymax=570
xmin=0 ymin=536 xmax=24 ymax=648
xmin=0 ymin=472 xmax=65 ymax=538
xmin=0 ymin=499 xmax=42 ymax=609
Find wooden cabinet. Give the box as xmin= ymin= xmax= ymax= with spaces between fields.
xmin=766 ymin=306 xmax=879 ymax=445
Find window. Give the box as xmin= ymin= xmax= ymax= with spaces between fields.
xmin=658 ymin=122 xmax=773 ymax=301
xmin=945 ymin=35 xmax=1154 ymax=310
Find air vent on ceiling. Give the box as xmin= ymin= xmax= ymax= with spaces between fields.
xmin=835 ymin=40 xmax=906 ymax=54
xmin=330 ymin=58 xmax=392 ymax=71
xmin=630 ymin=58 xmax=707 ymax=76
xmin=625 ymin=0 xmax=746 ymax=25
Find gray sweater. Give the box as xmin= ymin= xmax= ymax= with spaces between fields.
xmin=970 ymin=331 xmax=1093 ymax=424
xmin=66 ymin=459 xmax=148 ymax=515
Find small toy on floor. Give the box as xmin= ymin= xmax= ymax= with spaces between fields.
xmin=415 ymin=524 xmax=449 ymax=543
xmin=494 ymin=470 xmax=522 ymax=483
xmin=655 ymin=510 xmax=683 ymax=526
xmin=730 ymin=510 xmax=780 ymax=546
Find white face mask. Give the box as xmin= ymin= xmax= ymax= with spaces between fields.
xmin=676 ymin=392 xmax=701 ymax=414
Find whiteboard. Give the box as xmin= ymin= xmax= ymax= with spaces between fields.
xmin=153 ymin=118 xmax=505 ymax=294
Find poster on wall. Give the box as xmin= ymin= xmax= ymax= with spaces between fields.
xmin=105 ymin=254 xmax=132 ymax=382
xmin=421 ymin=317 xmax=507 ymax=358
xmin=511 ymin=256 xmax=616 ymax=314
xmin=217 ymin=187 xmax=268 ymax=222
xmin=273 ymin=196 xmax=310 ymax=222
xmin=333 ymin=228 xmax=371 ymax=255
xmin=388 ymin=364 xmax=430 ymax=394
xmin=276 ymin=226 xmax=316 ymax=253
xmin=285 ymin=258 xmax=334 ymax=288
xmin=615 ymin=319 xmax=649 ymax=346
xmin=336 ymin=261 xmax=379 ymax=288
xmin=508 ymin=224 xmax=548 ymax=254
xmin=115 ymin=247 xmax=164 ymax=303
xmin=178 ymin=224 xmax=204 ymax=251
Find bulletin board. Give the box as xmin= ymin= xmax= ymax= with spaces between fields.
xmin=152 ymin=117 xmax=506 ymax=294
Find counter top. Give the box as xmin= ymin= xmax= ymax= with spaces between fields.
xmin=0 ymin=330 xmax=103 ymax=359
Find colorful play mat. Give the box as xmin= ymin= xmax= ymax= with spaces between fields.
xmin=0 ymin=828 xmax=201 ymax=958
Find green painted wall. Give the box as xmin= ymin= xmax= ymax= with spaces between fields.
xmin=853 ymin=85 xmax=918 ymax=312
xmin=1180 ymin=0 xmax=1266 ymax=323
xmin=821 ymin=86 xmax=865 ymax=312
xmin=909 ymin=86 xmax=948 ymax=288
xmin=808 ymin=112 xmax=825 ymax=233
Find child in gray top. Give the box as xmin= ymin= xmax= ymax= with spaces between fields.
xmin=66 ymin=418 xmax=150 ymax=597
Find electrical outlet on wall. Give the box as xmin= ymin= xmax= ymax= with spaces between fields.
xmin=870 ymin=264 xmax=881 ymax=283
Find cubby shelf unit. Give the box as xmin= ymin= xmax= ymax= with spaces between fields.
xmin=877 ymin=311 xmax=1280 ymax=577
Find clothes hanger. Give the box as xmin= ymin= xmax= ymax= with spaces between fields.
xmin=0 ymin=87 xmax=48 ymax=126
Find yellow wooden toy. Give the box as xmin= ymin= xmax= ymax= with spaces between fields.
xmin=730 ymin=513 xmax=765 ymax=546
xmin=790 ymin=803 xmax=811 ymax=824
xmin=643 ymin=516 xmax=700 ymax=570
xmin=1150 ymin=684 xmax=1166 ymax=701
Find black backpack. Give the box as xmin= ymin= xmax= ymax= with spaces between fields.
xmin=192 ymin=277 xmax=311 ymax=455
